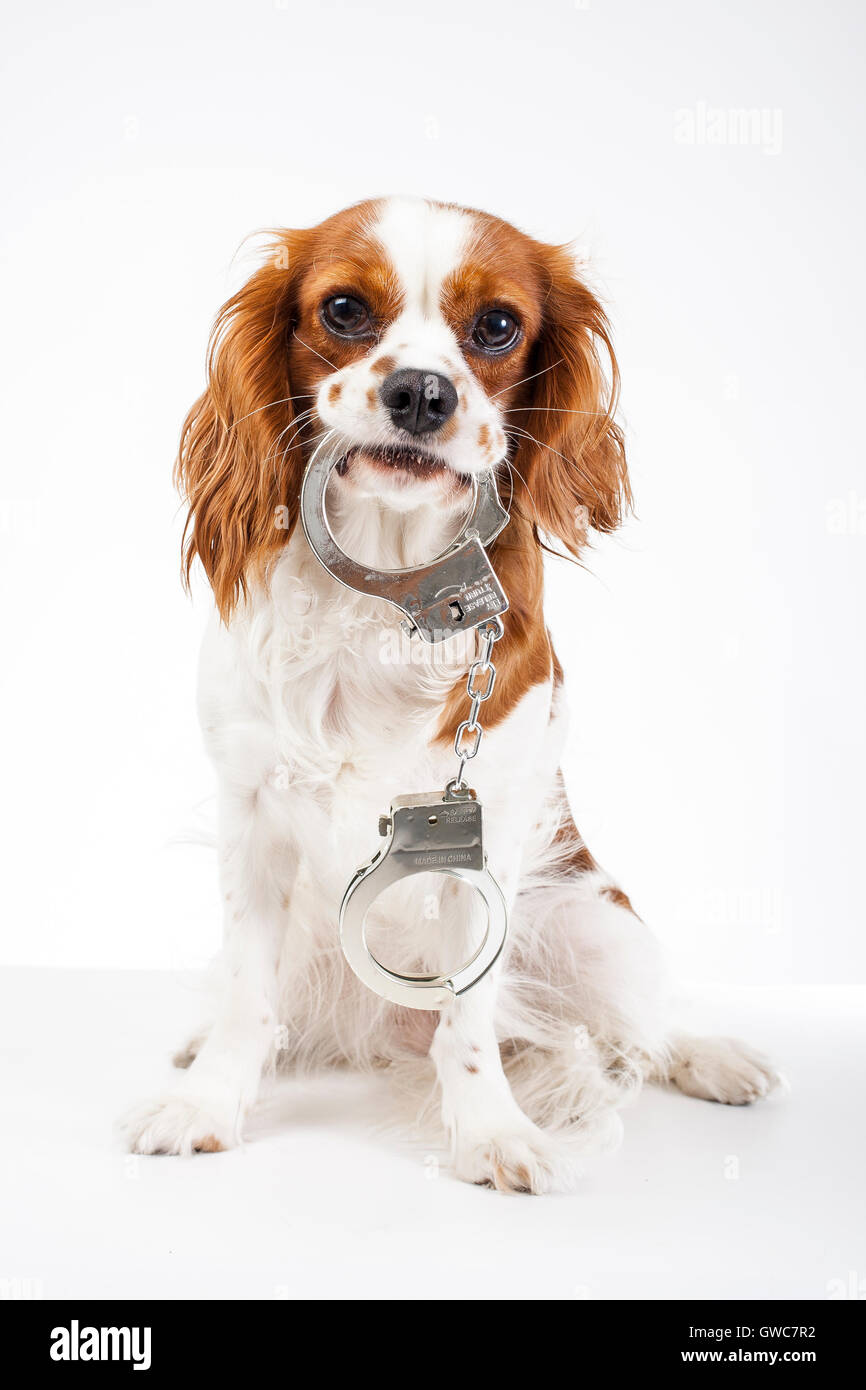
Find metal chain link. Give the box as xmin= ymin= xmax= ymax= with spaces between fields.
xmin=446 ymin=616 xmax=505 ymax=796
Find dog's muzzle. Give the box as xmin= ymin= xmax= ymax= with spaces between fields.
xmin=299 ymin=433 xmax=509 ymax=642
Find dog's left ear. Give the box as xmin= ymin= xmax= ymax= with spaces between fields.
xmin=514 ymin=244 xmax=630 ymax=553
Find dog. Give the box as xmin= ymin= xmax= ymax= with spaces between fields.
xmin=124 ymin=197 xmax=781 ymax=1191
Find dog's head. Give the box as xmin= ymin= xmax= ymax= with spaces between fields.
xmin=177 ymin=197 xmax=629 ymax=619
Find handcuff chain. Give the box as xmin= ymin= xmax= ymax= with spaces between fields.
xmin=450 ymin=615 xmax=505 ymax=792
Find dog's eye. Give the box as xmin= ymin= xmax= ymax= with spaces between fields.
xmin=321 ymin=294 xmax=372 ymax=338
xmin=471 ymin=308 xmax=520 ymax=353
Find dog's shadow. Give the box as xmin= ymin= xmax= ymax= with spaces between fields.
xmin=244 ymin=1068 xmax=436 ymax=1160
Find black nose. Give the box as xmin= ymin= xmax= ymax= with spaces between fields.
xmin=379 ymin=368 xmax=458 ymax=435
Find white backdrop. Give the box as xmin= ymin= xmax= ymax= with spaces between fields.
xmin=2 ymin=0 xmax=863 ymax=986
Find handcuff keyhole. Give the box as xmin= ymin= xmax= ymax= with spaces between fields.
xmin=448 ymin=600 xmax=465 ymax=622
xmin=428 ymin=815 xmax=438 ymax=824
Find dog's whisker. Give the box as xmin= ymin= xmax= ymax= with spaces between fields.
xmin=505 ymin=423 xmax=605 ymax=509
xmin=502 ymin=406 xmax=608 ymax=418
xmin=491 ymin=359 xmax=564 ymax=398
xmin=499 ymin=454 xmax=543 ymax=530
xmin=259 ymin=410 xmax=314 ymax=473
xmin=263 ymin=409 xmax=317 ymax=476
xmin=292 ymin=330 xmax=338 ymax=371
xmin=274 ymin=432 xmax=317 ymax=483
xmin=227 ymin=394 xmax=318 ymax=433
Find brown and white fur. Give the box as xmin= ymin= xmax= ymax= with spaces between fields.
xmin=124 ymin=197 xmax=781 ymax=1191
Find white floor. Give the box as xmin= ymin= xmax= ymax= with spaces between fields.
xmin=1 ymin=969 xmax=863 ymax=1301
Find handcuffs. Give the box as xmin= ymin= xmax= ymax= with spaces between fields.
xmin=299 ymin=436 xmax=511 ymax=1010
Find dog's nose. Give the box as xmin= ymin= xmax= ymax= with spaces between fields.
xmin=379 ymin=368 xmax=458 ymax=434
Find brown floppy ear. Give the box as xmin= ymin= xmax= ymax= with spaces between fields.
xmin=513 ymin=244 xmax=630 ymax=554
xmin=175 ymin=232 xmax=309 ymax=621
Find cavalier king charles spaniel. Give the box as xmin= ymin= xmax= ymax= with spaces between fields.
xmin=124 ymin=197 xmax=780 ymax=1191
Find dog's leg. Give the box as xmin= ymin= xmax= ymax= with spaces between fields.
xmin=430 ymin=961 xmax=571 ymax=1194
xmin=171 ymin=1030 xmax=208 ymax=1070
xmin=558 ymin=872 xmax=783 ymax=1106
xmin=124 ymin=781 xmax=293 ymax=1155
xmin=495 ymin=855 xmax=782 ymax=1143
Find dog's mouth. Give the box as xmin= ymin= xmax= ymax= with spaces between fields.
xmin=337 ymin=444 xmax=465 ymax=485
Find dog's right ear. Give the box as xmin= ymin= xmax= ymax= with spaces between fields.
xmin=175 ymin=232 xmax=311 ymax=621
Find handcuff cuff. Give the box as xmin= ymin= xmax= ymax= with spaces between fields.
xmin=299 ymin=435 xmax=511 ymax=1010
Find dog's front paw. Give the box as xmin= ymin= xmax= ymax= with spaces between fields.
xmin=122 ymin=1093 xmax=237 ymax=1156
xmin=455 ymin=1123 xmax=574 ymax=1194
xmin=670 ymin=1036 xmax=784 ymax=1106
